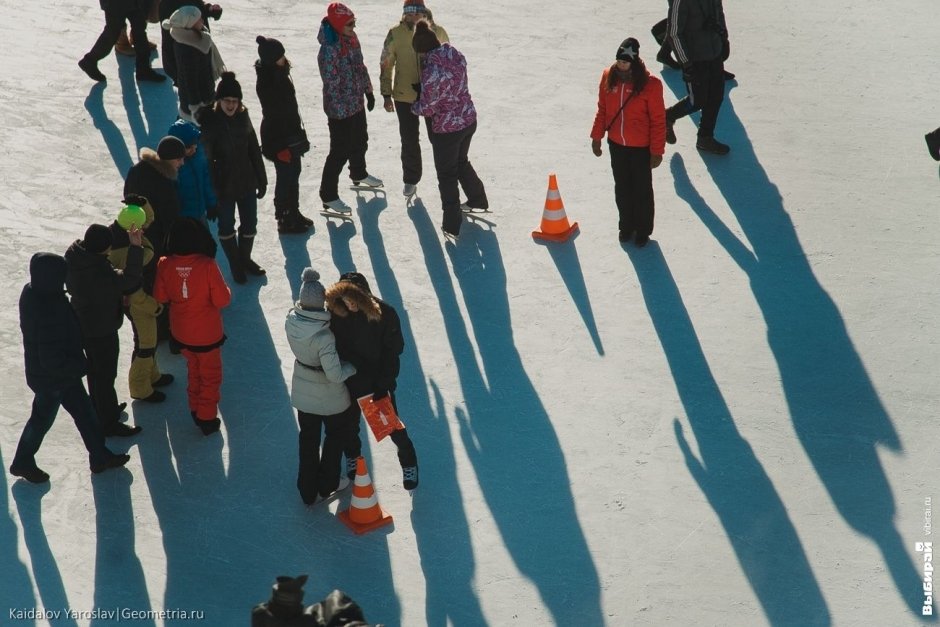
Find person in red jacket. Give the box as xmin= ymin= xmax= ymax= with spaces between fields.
xmin=590 ymin=38 xmax=666 ymax=247
xmin=153 ymin=218 xmax=231 ymax=434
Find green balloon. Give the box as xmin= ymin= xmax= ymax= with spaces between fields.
xmin=117 ymin=204 xmax=146 ymax=230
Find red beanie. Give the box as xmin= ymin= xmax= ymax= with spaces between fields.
xmin=326 ymin=2 xmax=355 ymax=32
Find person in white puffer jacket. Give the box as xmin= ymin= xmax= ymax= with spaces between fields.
xmin=284 ymin=268 xmax=358 ymax=505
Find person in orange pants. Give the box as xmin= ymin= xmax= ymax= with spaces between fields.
xmin=153 ymin=218 xmax=230 ymax=434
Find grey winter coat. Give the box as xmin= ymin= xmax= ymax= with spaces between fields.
xmin=285 ymin=307 xmax=356 ymax=415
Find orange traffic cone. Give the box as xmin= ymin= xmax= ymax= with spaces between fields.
xmin=337 ymin=457 xmax=394 ymax=535
xmin=532 ymin=173 xmax=579 ymax=242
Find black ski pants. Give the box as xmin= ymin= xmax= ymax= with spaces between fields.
xmin=319 ymin=109 xmax=368 ymax=202
xmin=608 ymin=142 xmax=654 ymax=237
xmin=668 ymin=58 xmax=725 ymax=139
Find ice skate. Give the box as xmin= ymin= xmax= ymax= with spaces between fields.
xmin=352 ymin=174 xmax=384 ymax=189
xmin=321 ymin=198 xmax=353 ymax=219
xmin=403 ymin=183 xmax=417 ymax=198
xmin=459 ymin=202 xmax=491 ymax=214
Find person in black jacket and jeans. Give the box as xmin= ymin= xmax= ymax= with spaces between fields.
xmin=255 ymin=36 xmax=313 ymax=234
xmin=664 ymin=0 xmax=731 ymax=155
xmin=10 ymin=253 xmax=132 ymax=483
xmin=64 ymin=224 xmax=145 ymax=437
xmin=325 ymin=272 xmax=419 ymax=490
xmin=197 ymin=72 xmax=268 ymax=285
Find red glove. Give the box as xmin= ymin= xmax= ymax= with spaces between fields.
xmin=276 ymin=148 xmax=291 ymax=163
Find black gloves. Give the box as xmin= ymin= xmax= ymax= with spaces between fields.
xmin=721 ymin=38 xmax=730 ymax=62
xmin=207 ymin=5 xmax=223 ymax=20
xmin=366 ymin=93 xmax=375 ymax=112
xmin=411 ymin=82 xmax=421 ymax=98
xmin=682 ymin=63 xmax=696 ymax=84
xmin=372 ymin=389 xmax=389 ymax=401
xmin=206 ymin=204 xmax=218 ymax=221
xmin=256 ymin=185 xmax=266 ymax=199
xmin=123 ymin=193 xmax=148 ymax=207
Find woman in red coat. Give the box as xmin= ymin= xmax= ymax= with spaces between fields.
xmin=153 ymin=218 xmax=231 ymax=434
xmin=590 ymin=38 xmax=666 ymax=246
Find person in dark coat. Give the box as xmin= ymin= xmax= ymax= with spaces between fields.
xmin=197 ymin=72 xmax=268 ymax=285
xmin=78 ymin=0 xmax=166 ymax=83
xmin=10 ymin=253 xmax=132 ymax=483
xmin=255 ymin=36 xmax=313 ymax=234
xmin=251 ymin=575 xmax=372 ymax=627
xmin=664 ymin=0 xmax=732 ymax=155
xmin=157 ymin=0 xmax=223 ymax=83
xmin=325 ymin=272 xmax=419 ymax=490
xmin=124 ymin=136 xmax=186 ymax=279
xmin=64 ymin=224 xmax=145 ymax=437
xmin=161 ymin=5 xmax=225 ymax=122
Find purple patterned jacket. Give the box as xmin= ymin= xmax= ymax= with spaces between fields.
xmin=412 ymin=44 xmax=477 ymax=134
xmin=317 ymin=20 xmax=373 ymax=121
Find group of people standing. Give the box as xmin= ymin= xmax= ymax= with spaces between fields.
xmin=14 ymin=1 xmax=459 ymax=496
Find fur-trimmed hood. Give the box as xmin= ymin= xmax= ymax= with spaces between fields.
xmin=325 ymin=282 xmax=381 ymax=321
xmin=139 ymin=147 xmax=179 ymax=181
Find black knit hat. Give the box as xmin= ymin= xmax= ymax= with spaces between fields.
xmin=411 ymin=20 xmax=441 ymax=54
xmin=157 ymin=136 xmax=186 ymax=160
xmin=256 ymin=35 xmax=285 ymax=65
xmin=166 ymin=217 xmax=214 ymax=256
xmin=82 ymin=224 xmax=113 ymax=254
xmin=215 ymin=71 xmax=243 ymax=100
xmin=339 ymin=271 xmax=372 ymax=294
xmin=616 ymin=37 xmax=639 ymax=62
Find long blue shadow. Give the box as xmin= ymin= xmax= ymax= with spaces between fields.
xmin=538 ymin=236 xmax=605 ymax=355
xmin=669 ymin=90 xmax=927 ymax=616
xmin=627 ymin=243 xmax=830 ymax=625
xmin=360 ymin=196 xmax=485 ymax=626
xmin=12 ymin=482 xmax=79 ymax=627
xmin=83 ymin=55 xmax=176 ymax=179
xmin=91 ymin=468 xmax=155 ymax=626
xmin=133 ymin=275 xmax=399 ymax=624
xmin=409 ymin=205 xmax=604 ymax=624
xmin=0 ymin=444 xmax=41 ymax=624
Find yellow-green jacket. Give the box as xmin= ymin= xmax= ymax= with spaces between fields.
xmin=379 ymin=14 xmax=449 ymax=104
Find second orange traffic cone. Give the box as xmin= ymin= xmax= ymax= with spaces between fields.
xmin=337 ymin=457 xmax=394 ymax=535
xmin=532 ymin=173 xmax=579 ymax=242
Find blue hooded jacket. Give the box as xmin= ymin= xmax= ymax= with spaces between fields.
xmin=167 ymin=120 xmax=217 ymax=220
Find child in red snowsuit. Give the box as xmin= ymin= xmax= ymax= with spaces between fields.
xmin=153 ymin=218 xmax=231 ymax=434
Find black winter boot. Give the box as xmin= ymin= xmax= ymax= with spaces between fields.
xmin=696 ymin=136 xmax=731 ymax=155
xmin=277 ymin=206 xmax=309 ymax=234
xmin=219 ymin=236 xmax=246 ymax=284
xmin=238 ymin=234 xmax=266 ymax=276
xmin=926 ymin=128 xmax=940 ymax=161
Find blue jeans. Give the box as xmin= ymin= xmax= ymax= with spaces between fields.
xmin=218 ymin=194 xmax=258 ymax=239
xmin=13 ymin=380 xmax=111 ymax=470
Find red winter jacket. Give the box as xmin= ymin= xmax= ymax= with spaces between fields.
xmin=590 ymin=68 xmax=666 ymax=156
xmin=153 ymin=254 xmax=230 ymax=348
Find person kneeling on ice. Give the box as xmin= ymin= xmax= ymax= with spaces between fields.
xmin=153 ymin=218 xmax=231 ymax=435
xmin=411 ymin=19 xmax=488 ymax=238
xmin=326 ymin=272 xmax=419 ymax=490
xmin=10 ymin=253 xmax=131 ymax=483
xmin=285 ymin=268 xmax=359 ymax=505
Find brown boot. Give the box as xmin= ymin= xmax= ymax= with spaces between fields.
xmin=115 ymin=27 xmax=135 ymax=56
